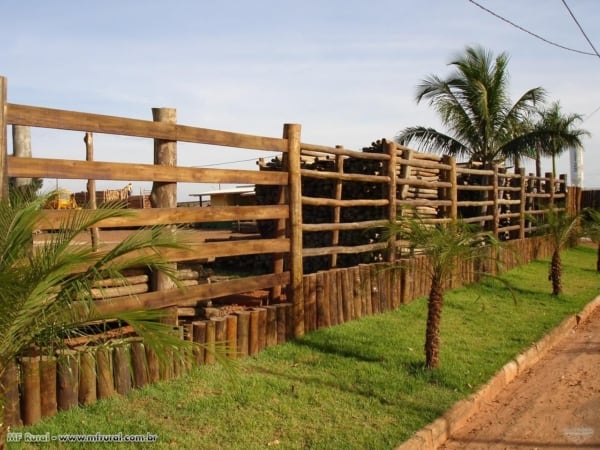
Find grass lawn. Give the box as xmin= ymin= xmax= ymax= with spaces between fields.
xmin=11 ymin=246 xmax=599 ymax=449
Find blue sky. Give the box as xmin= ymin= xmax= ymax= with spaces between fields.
xmin=2 ymin=0 xmax=599 ymax=199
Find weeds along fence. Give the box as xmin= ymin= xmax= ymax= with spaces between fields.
xmin=0 ymin=75 xmax=566 ymax=426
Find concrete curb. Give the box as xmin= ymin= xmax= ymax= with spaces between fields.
xmin=395 ymin=295 xmax=600 ymax=450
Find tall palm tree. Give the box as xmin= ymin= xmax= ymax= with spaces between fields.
xmin=385 ymin=217 xmax=497 ymax=368
xmin=0 ymin=192 xmax=200 ymax=448
xmin=533 ymin=101 xmax=589 ymax=178
xmin=397 ymin=46 xmax=546 ymax=168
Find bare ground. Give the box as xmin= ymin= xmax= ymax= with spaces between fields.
xmin=440 ymin=305 xmax=600 ymax=450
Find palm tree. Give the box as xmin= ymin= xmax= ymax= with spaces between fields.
xmin=386 ymin=217 xmax=497 ymax=368
xmin=0 ymin=192 xmax=201 ymax=447
xmin=533 ymin=101 xmax=589 ymax=178
xmin=397 ymin=46 xmax=546 ymax=168
xmin=536 ymin=209 xmax=580 ymax=296
xmin=582 ymin=207 xmax=600 ymax=272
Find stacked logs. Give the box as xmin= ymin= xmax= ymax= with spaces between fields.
xmin=257 ymin=140 xmax=454 ymax=273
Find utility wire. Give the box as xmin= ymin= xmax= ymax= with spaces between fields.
xmin=194 ymin=154 xmax=281 ymax=168
xmin=467 ymin=0 xmax=597 ymax=56
xmin=560 ymin=0 xmax=600 ymax=59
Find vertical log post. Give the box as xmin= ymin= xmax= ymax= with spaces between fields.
xmin=96 ymin=347 xmax=115 ymax=399
xmin=2 ymin=359 xmax=22 ymax=427
xmin=265 ymin=306 xmax=278 ymax=347
xmin=145 ymin=347 xmax=160 ymax=384
xmin=84 ymin=132 xmax=100 ymax=250
xmin=192 ymin=321 xmax=207 ymax=365
xmin=492 ymin=164 xmax=499 ymax=238
xmin=20 ymin=356 xmax=41 ymax=425
xmin=386 ymin=141 xmax=397 ymax=263
xmin=130 ymin=341 xmax=149 ymax=388
xmin=150 ymin=107 xmax=177 ymax=320
xmin=225 ymin=315 xmax=238 ymax=358
xmin=56 ymin=351 xmax=79 ymax=411
xmin=78 ymin=351 xmax=96 ymax=406
xmin=212 ymin=316 xmax=226 ymax=357
xmin=518 ymin=168 xmax=526 ymax=239
xmin=447 ymin=156 xmax=458 ymax=221
xmin=39 ymin=356 xmax=57 ymax=417
xmin=235 ymin=311 xmax=250 ymax=357
xmin=331 ymin=148 xmax=344 ymax=268
xmin=283 ymin=123 xmax=304 ymax=337
xmin=113 ymin=345 xmax=132 ymax=395
xmin=559 ymin=174 xmax=567 ymax=206
xmin=270 ymin=161 xmax=287 ymax=302
xmin=248 ymin=310 xmax=259 ymax=356
xmin=0 ymin=77 xmax=8 ymax=200
xmin=204 ymin=320 xmax=216 ymax=365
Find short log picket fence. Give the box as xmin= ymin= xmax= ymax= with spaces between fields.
xmin=3 ymin=235 xmax=553 ymax=427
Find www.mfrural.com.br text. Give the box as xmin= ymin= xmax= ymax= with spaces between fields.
xmin=7 ymin=432 xmax=158 ymax=444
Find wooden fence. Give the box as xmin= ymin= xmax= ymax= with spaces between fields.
xmin=1 ymin=235 xmax=554 ymax=427
xmin=0 ymin=75 xmax=569 ymax=426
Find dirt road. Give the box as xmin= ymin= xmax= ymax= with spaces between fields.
xmin=440 ymin=306 xmax=600 ymax=449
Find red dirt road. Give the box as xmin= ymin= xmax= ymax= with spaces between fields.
xmin=440 ymin=306 xmax=600 ymax=450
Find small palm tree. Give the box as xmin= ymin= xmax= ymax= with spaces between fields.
xmin=582 ymin=208 xmax=600 ymax=273
xmin=536 ymin=209 xmax=580 ymax=296
xmin=0 ymin=192 xmax=199 ymax=447
xmin=386 ymin=217 xmax=497 ymax=368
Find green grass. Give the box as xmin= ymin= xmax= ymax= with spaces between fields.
xmin=10 ymin=246 xmax=599 ymax=449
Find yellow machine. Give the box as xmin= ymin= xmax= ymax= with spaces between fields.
xmin=45 ymin=190 xmax=79 ymax=209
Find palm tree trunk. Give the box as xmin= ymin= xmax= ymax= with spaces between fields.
xmin=549 ymin=249 xmax=562 ymax=296
xmin=425 ymin=273 xmax=444 ymax=368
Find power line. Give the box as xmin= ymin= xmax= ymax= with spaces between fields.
xmin=194 ymin=154 xmax=281 ymax=168
xmin=467 ymin=0 xmax=597 ymax=57
xmin=584 ymin=105 xmax=600 ymax=122
xmin=560 ymin=0 xmax=600 ymax=59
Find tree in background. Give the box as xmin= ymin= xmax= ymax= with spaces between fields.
xmin=396 ymin=46 xmax=546 ymax=168
xmin=533 ymin=101 xmax=589 ymax=178
xmin=385 ymin=217 xmax=497 ymax=368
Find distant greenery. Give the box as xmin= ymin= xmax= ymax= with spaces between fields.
xmin=12 ymin=246 xmax=599 ymax=450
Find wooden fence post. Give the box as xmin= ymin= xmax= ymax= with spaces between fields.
xmin=559 ymin=174 xmax=567 ymax=210
xmin=386 ymin=141 xmax=397 ymax=264
xmin=84 ymin=132 xmax=100 ymax=249
xmin=150 ymin=108 xmax=178 ymax=321
xmin=448 ymin=156 xmax=458 ymax=221
xmin=283 ymin=123 xmax=304 ymax=337
xmin=0 ymin=76 xmax=7 ymax=200
xmin=331 ymin=148 xmax=344 ymax=268
xmin=270 ymin=161 xmax=287 ymax=302
xmin=492 ymin=164 xmax=499 ymax=237
xmin=518 ymin=168 xmax=526 ymax=239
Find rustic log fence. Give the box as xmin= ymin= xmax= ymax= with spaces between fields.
xmin=0 ymin=75 xmax=570 ymax=426
xmin=1 ymin=235 xmax=554 ymax=427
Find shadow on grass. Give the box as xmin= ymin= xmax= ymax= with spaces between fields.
xmin=291 ymin=337 xmax=385 ymax=364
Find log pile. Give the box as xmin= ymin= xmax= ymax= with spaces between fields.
xmin=257 ymin=140 xmax=448 ymax=273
